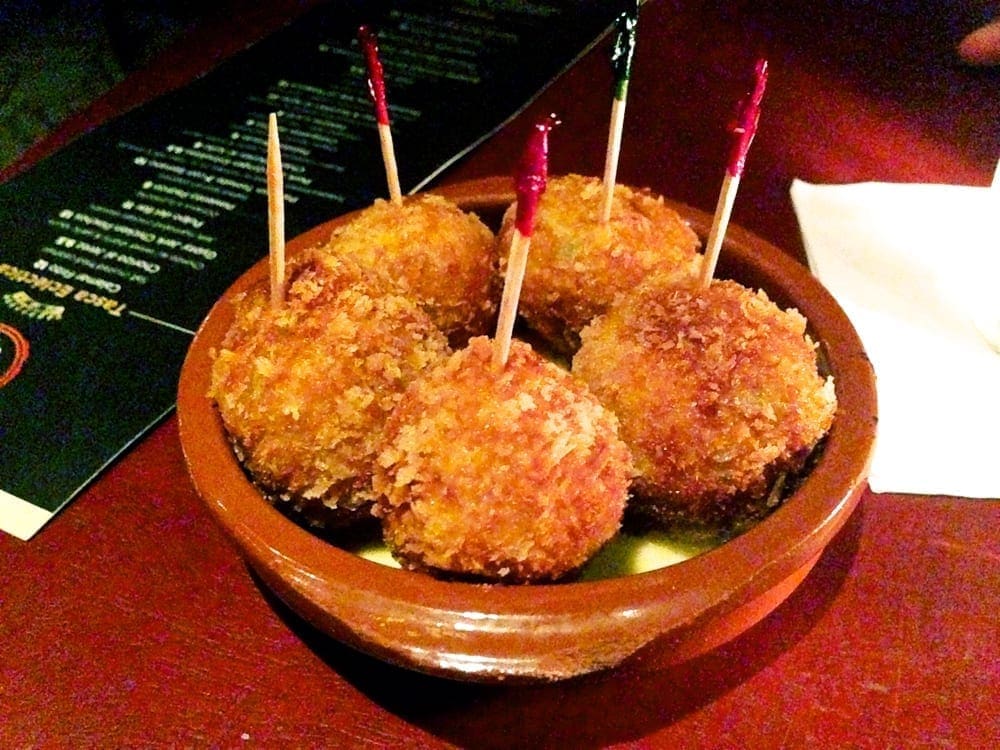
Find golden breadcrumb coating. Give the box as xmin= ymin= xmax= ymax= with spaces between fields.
xmin=373 ymin=336 xmax=634 ymax=582
xmin=497 ymin=174 xmax=701 ymax=353
xmin=321 ymin=193 xmax=497 ymax=343
xmin=572 ymin=278 xmax=836 ymax=525
xmin=209 ymin=250 xmax=450 ymax=524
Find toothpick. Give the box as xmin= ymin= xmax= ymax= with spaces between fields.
xmin=493 ymin=230 xmax=533 ymax=368
xmin=493 ymin=116 xmax=556 ymax=368
xmin=377 ymin=125 xmax=401 ymax=204
xmin=699 ymin=58 xmax=768 ymax=289
xmin=358 ymin=25 xmax=402 ymax=205
xmin=698 ymin=172 xmax=740 ymax=290
xmin=600 ymin=2 xmax=639 ymax=224
xmin=267 ymin=112 xmax=286 ymax=310
xmin=600 ymin=96 xmax=628 ymax=224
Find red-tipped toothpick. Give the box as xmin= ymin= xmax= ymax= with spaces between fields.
xmin=358 ymin=25 xmax=402 ymax=204
xmin=267 ymin=112 xmax=286 ymax=310
xmin=698 ymin=58 xmax=768 ymax=289
xmin=600 ymin=1 xmax=639 ymax=223
xmin=493 ymin=115 xmax=557 ymax=368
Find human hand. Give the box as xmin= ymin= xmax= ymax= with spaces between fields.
xmin=958 ymin=18 xmax=1000 ymax=65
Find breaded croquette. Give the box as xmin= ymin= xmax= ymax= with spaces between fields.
xmin=373 ymin=336 xmax=633 ymax=582
xmin=496 ymin=173 xmax=701 ymax=353
xmin=210 ymin=250 xmax=450 ymax=526
xmin=572 ymin=277 xmax=836 ymax=528
xmin=321 ymin=193 xmax=497 ymax=344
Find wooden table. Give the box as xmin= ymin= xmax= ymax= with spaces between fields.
xmin=3 ymin=2 xmax=998 ymax=747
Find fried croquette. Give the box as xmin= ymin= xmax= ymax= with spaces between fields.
xmin=321 ymin=193 xmax=497 ymax=343
xmin=373 ymin=336 xmax=634 ymax=582
xmin=572 ymin=278 xmax=837 ymax=528
xmin=209 ymin=250 xmax=450 ymax=526
xmin=496 ymin=173 xmax=701 ymax=353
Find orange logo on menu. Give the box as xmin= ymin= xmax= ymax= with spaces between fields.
xmin=0 ymin=323 xmax=30 ymax=388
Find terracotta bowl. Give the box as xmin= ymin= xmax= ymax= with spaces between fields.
xmin=177 ymin=177 xmax=877 ymax=683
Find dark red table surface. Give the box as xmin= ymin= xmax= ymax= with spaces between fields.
xmin=3 ymin=2 xmax=999 ymax=747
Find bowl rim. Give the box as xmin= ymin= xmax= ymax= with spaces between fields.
xmin=176 ymin=176 xmax=877 ymax=681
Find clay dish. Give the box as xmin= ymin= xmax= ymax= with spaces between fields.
xmin=177 ymin=177 xmax=877 ymax=683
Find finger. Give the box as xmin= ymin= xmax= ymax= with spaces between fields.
xmin=958 ymin=18 xmax=1000 ymax=65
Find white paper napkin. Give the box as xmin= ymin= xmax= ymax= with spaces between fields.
xmin=790 ymin=179 xmax=1000 ymax=499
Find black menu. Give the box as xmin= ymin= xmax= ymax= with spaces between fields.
xmin=0 ymin=1 xmax=622 ymax=540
